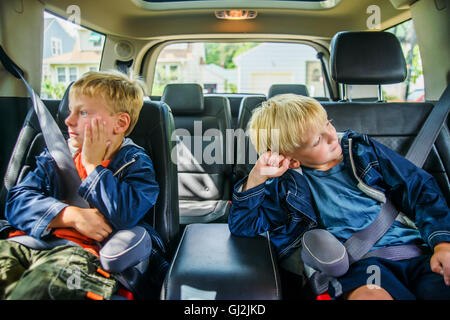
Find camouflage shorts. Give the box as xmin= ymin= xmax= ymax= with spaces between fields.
xmin=0 ymin=240 xmax=118 ymax=300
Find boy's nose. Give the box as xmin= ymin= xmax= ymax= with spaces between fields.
xmin=65 ymin=113 xmax=75 ymax=127
xmin=326 ymin=132 xmax=337 ymax=145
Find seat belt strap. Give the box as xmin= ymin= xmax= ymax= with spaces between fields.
xmin=344 ymin=200 xmax=398 ymax=264
xmin=362 ymin=244 xmax=430 ymax=261
xmin=406 ymin=86 xmax=450 ymax=168
xmin=0 ymin=45 xmax=89 ymax=208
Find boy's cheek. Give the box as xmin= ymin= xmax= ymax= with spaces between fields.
xmin=69 ymin=137 xmax=83 ymax=149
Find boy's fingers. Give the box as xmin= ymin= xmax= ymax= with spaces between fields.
xmin=98 ymin=118 xmax=104 ymax=139
xmin=105 ymin=224 xmax=113 ymax=234
xmin=91 ymin=118 xmax=99 ymax=141
xmin=84 ymin=124 xmax=91 ymax=145
xmin=443 ymin=261 xmax=450 ymax=286
xmin=99 ymin=119 xmax=108 ymax=142
xmin=260 ymin=159 xmax=290 ymax=177
xmin=102 ymin=217 xmax=113 ymax=234
xmin=430 ymin=255 xmax=450 ymax=285
xmin=260 ymin=166 xmax=280 ymax=176
xmin=268 ymin=152 xmax=284 ymax=167
xmin=430 ymin=256 xmax=442 ymax=275
xmin=281 ymin=158 xmax=290 ymax=169
xmin=104 ymin=141 xmax=113 ymax=160
xmin=259 ymin=151 xmax=270 ymax=164
xmin=267 ymin=152 xmax=277 ymax=166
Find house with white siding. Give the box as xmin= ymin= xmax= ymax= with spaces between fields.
xmin=233 ymin=43 xmax=325 ymax=97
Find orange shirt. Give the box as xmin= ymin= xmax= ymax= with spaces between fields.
xmin=74 ymin=152 xmax=111 ymax=180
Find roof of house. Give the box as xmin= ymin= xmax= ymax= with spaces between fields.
xmin=43 ymin=50 xmax=101 ymax=64
xmin=43 ymin=38 xmax=101 ymax=65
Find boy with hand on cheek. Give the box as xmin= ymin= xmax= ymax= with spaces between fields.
xmin=1 ymin=71 xmax=166 ymax=300
xmin=229 ymin=94 xmax=450 ymax=300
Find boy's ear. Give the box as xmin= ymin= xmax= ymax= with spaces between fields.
xmin=289 ymin=159 xmax=301 ymax=169
xmin=113 ymin=112 xmax=130 ymax=135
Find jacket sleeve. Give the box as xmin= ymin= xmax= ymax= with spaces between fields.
xmin=228 ymin=176 xmax=288 ymax=237
xmin=78 ymin=150 xmax=159 ymax=230
xmin=370 ymin=138 xmax=450 ymax=249
xmin=5 ymin=151 xmax=68 ymax=238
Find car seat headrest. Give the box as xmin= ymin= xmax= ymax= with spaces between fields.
xmin=330 ymin=31 xmax=407 ymax=85
xmin=268 ymin=84 xmax=309 ymax=98
xmin=55 ymin=82 xmax=73 ymax=138
xmin=161 ymin=83 xmax=204 ymax=115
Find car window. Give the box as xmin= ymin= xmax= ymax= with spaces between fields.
xmin=151 ymin=42 xmax=327 ymax=98
xmin=40 ymin=11 xmax=105 ymax=99
xmin=384 ymin=19 xmax=425 ymax=102
xmin=343 ymin=20 xmax=425 ymax=102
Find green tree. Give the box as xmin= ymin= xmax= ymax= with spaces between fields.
xmin=41 ymin=78 xmax=67 ymax=99
xmin=388 ymin=20 xmax=423 ymax=100
xmin=205 ymin=43 xmax=258 ymax=69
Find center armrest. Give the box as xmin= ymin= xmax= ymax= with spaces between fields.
xmin=161 ymin=223 xmax=281 ymax=300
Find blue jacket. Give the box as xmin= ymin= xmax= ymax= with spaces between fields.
xmin=5 ymin=138 xmax=166 ymax=253
xmin=228 ymin=130 xmax=450 ymax=259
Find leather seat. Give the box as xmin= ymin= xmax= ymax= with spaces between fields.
xmin=326 ymin=31 xmax=449 ymax=203
xmin=0 ymin=86 xmax=180 ymax=252
xmin=161 ymin=83 xmax=233 ymax=225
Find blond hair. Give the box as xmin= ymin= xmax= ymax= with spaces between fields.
xmin=248 ymin=94 xmax=328 ymax=155
xmin=69 ymin=70 xmax=147 ymax=136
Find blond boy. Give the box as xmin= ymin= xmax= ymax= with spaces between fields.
xmin=229 ymin=94 xmax=450 ymax=300
xmin=1 ymin=71 xmax=166 ymax=300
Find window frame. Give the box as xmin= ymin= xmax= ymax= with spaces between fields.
xmin=145 ymin=39 xmax=331 ymax=97
xmin=41 ymin=10 xmax=107 ymax=99
xmin=50 ymin=37 xmax=62 ymax=56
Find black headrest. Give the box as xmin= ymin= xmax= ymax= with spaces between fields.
xmin=161 ymin=83 xmax=204 ymax=115
xmin=56 ymin=82 xmax=73 ymax=137
xmin=330 ymin=31 xmax=407 ymax=85
xmin=268 ymin=84 xmax=309 ymax=98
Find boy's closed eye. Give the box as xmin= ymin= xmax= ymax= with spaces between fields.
xmin=312 ymin=120 xmax=332 ymax=147
xmin=313 ymin=137 xmax=321 ymax=147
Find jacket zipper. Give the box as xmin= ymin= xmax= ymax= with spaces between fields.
xmin=348 ymin=138 xmax=386 ymax=203
xmin=113 ymin=158 xmax=136 ymax=177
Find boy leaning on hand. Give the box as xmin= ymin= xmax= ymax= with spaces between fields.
xmin=1 ymin=71 xmax=168 ymax=300
xmin=229 ymin=93 xmax=450 ymax=300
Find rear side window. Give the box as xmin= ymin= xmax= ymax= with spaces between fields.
xmin=151 ymin=42 xmax=327 ymax=98
xmin=41 ymin=11 xmax=105 ymax=99
xmin=384 ymin=19 xmax=425 ymax=102
xmin=338 ymin=19 xmax=425 ymax=102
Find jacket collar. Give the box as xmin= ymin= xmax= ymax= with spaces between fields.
xmin=68 ymin=137 xmax=144 ymax=175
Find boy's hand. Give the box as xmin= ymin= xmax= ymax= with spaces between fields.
xmin=59 ymin=206 xmax=113 ymax=242
xmin=82 ymin=117 xmax=112 ymax=174
xmin=244 ymin=151 xmax=291 ymax=191
xmin=430 ymin=242 xmax=450 ymax=286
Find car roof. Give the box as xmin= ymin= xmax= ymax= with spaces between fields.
xmin=43 ymin=0 xmax=409 ymax=40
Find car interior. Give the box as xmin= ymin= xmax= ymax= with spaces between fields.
xmin=0 ymin=0 xmax=448 ymax=301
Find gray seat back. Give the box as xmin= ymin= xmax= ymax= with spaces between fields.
xmin=161 ymin=84 xmax=233 ymax=224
